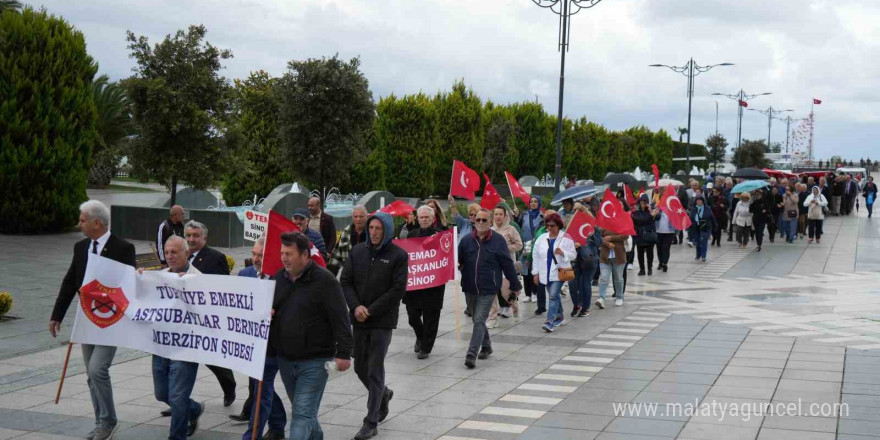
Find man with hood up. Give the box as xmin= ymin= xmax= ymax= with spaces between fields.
xmin=341 ymin=212 xmax=409 ymax=440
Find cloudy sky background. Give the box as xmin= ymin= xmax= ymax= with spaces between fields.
xmin=35 ymin=0 xmax=880 ymax=161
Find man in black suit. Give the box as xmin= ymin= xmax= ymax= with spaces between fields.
xmin=50 ymin=200 xmax=136 ymax=440
xmin=183 ymin=220 xmax=237 ymax=407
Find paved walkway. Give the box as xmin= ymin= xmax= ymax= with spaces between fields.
xmin=0 ymin=200 xmax=879 ymax=439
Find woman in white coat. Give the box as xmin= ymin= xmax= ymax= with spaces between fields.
xmin=532 ymin=213 xmax=576 ymax=333
xmin=803 ymin=186 xmax=829 ymax=244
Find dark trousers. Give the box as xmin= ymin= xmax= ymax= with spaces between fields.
xmin=808 ymin=219 xmax=824 ymax=239
xmin=522 ymin=265 xmax=537 ymax=298
xmin=207 ymin=365 xmax=236 ymax=398
xmin=243 ymin=357 xmax=287 ymax=440
xmin=657 ymin=233 xmax=674 ymax=265
xmin=636 ymin=244 xmax=654 ymax=272
xmin=572 ymin=265 xmax=596 ymax=310
xmin=767 ymin=217 xmax=777 ymax=242
xmin=754 ymin=219 xmax=766 ymax=247
xmin=626 ymin=249 xmax=634 ymax=266
xmin=711 ymin=226 xmax=722 ymax=245
xmin=353 ymin=328 xmax=392 ymax=427
xmin=535 ymin=282 xmax=547 ymax=311
xmin=736 ymin=225 xmax=751 ymax=245
xmin=407 ymin=305 xmax=441 ymax=353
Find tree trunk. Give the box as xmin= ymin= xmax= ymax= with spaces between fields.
xmin=170 ymin=175 xmax=178 ymax=206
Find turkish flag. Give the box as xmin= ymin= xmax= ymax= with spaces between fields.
xmin=813 ymin=98 xmax=822 ymax=105
xmin=739 ymin=100 xmax=748 ymax=108
xmin=651 ymin=164 xmax=660 ymax=190
xmin=480 ymin=173 xmax=502 ymax=210
xmin=261 ymin=210 xmax=326 ymax=277
xmin=597 ymin=188 xmax=636 ymax=235
xmin=377 ymin=200 xmax=415 ymax=218
xmin=450 ymin=160 xmax=480 ymax=200
xmin=566 ymin=210 xmax=596 ymax=246
xmin=659 ymin=184 xmax=692 ymax=231
xmin=624 ymin=184 xmax=637 ymax=209
xmin=505 ymin=171 xmax=530 ymax=205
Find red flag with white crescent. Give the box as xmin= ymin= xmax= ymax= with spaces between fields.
xmin=262 ymin=210 xmax=326 ymax=277
xmin=659 ymin=184 xmax=692 ymax=231
xmin=624 ymin=184 xmax=637 ymax=209
xmin=505 ymin=171 xmax=530 ymax=205
xmin=450 ymin=160 xmax=480 ymax=200
xmin=566 ymin=210 xmax=596 ymax=246
xmin=480 ymin=173 xmax=502 ymax=210
xmin=596 ymin=188 xmax=636 ymax=235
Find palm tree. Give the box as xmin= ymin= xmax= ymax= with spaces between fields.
xmin=675 ymin=127 xmax=689 ymax=143
xmin=0 ymin=0 xmax=22 ymax=13
xmin=92 ymin=74 xmax=132 ymax=150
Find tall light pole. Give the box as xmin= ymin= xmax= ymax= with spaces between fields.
xmin=774 ymin=115 xmax=805 ymax=154
xmin=649 ymin=59 xmax=733 ymax=172
xmin=715 ymin=101 xmax=719 ymax=135
xmin=748 ymin=106 xmax=793 ymax=151
xmin=533 ymin=0 xmax=604 ymax=190
xmin=712 ymin=90 xmax=772 ymax=150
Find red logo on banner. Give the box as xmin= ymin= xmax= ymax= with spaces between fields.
xmin=79 ymin=280 xmax=129 ymax=328
xmin=245 ymin=211 xmax=254 ymax=221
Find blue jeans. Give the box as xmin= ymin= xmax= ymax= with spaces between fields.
xmin=277 ymin=357 xmax=331 ymax=440
xmin=784 ymin=219 xmax=797 ymax=241
xmin=572 ymin=266 xmax=595 ymax=310
xmin=598 ymin=263 xmax=625 ymax=301
xmin=243 ymin=356 xmax=287 ymax=440
xmin=695 ymin=230 xmax=709 ymax=259
xmin=544 ymin=281 xmax=564 ymax=327
xmin=152 ymin=356 xmax=200 ymax=440
xmin=466 ymin=293 xmax=495 ymax=357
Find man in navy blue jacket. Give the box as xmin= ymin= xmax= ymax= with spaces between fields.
xmin=458 ymin=208 xmax=522 ymax=369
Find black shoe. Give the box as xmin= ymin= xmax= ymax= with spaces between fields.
xmin=262 ymin=431 xmax=285 ymax=440
xmin=187 ymin=402 xmax=204 ymax=437
xmin=637 ymin=270 xmax=645 ymax=276
xmin=662 ymin=265 xmax=668 ymax=273
xmin=648 ymin=268 xmax=652 ymax=276
xmin=353 ymin=423 xmax=378 ymax=440
xmin=417 ymin=350 xmax=429 ymax=360
xmin=577 ymin=309 xmax=589 ymax=318
xmin=592 ymin=280 xmax=598 ymax=286
xmin=413 ymin=340 xmax=421 ymax=353
xmin=378 ymin=388 xmax=393 ymax=422
xmin=478 ymin=348 xmax=493 ymax=360
xmin=160 ymin=409 xmax=171 ymax=417
xmin=223 ymin=391 xmax=236 ymax=407
xmin=534 ymin=308 xmax=546 ymax=315
xmin=570 ymin=306 xmax=580 ymax=317
xmin=465 ymin=355 xmax=476 ymax=369
xmin=228 ymin=412 xmax=249 ymax=424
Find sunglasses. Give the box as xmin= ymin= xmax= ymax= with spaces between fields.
xmin=474 ymin=218 xmax=490 ymax=223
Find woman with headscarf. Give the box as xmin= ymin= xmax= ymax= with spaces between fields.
xmin=488 ymin=204 xmax=523 ymax=324
xmin=781 ymin=187 xmax=800 ymax=243
xmin=532 ymin=213 xmax=576 ymax=332
xmin=732 ymin=192 xmax=753 ymax=248
xmin=517 ymin=196 xmax=544 ymax=304
xmin=690 ymin=195 xmax=717 ymax=261
xmin=631 ymin=194 xmax=659 ymax=275
xmin=749 ymin=190 xmax=772 ymax=252
xmin=804 ymin=185 xmax=829 ymax=243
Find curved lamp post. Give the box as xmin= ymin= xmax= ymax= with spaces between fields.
xmin=712 ymin=90 xmax=772 ymax=150
xmin=748 ymin=106 xmax=793 ymax=152
xmin=532 ymin=0 xmax=604 ymax=190
xmin=649 ymin=59 xmax=733 ymax=171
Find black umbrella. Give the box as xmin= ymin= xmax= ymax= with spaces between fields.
xmin=603 ymin=173 xmax=638 ymax=188
xmin=732 ymin=167 xmax=770 ymax=180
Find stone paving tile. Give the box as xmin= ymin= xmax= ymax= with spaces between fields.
xmin=677 ymin=422 xmax=759 ymax=440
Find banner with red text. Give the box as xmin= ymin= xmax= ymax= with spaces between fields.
xmin=392 ymin=229 xmax=457 ymax=291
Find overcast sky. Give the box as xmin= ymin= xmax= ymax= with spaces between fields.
xmin=35 ymin=0 xmax=880 ymax=161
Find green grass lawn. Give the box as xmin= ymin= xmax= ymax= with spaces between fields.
xmin=91 ymin=184 xmax=161 ymax=193
xmin=114 ymin=176 xmax=155 ymax=184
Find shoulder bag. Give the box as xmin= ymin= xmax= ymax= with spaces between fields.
xmin=550 ymin=239 xmax=576 ymax=282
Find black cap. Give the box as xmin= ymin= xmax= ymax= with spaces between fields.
xmin=292 ymin=208 xmax=309 ymax=218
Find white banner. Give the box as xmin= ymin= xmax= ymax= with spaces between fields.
xmin=244 ymin=210 xmax=269 ymax=242
xmin=71 ymin=255 xmax=274 ymax=379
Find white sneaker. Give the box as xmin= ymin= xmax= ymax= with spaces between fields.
xmin=561 ymin=284 xmax=568 ymax=296
xmin=486 ymin=319 xmax=498 ymax=329
xmin=524 ymin=296 xmax=534 ymax=303
xmin=687 ymin=241 xmax=694 ymax=248
xmin=499 ymin=307 xmax=511 ymax=318
xmin=626 ymin=264 xmax=634 ymax=271
xmin=595 ymin=298 xmax=605 ymax=309
xmin=615 ymin=299 xmax=624 ymax=307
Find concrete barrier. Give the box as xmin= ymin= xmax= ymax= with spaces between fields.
xmin=111 ymin=205 xmax=243 ymax=248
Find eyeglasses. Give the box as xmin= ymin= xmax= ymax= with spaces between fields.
xmin=474 ymin=218 xmax=490 ymax=223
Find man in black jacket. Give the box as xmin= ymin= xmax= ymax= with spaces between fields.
xmin=183 ymin=221 xmax=237 ymax=407
xmin=341 ymin=212 xmax=408 ymax=440
xmin=49 ymin=200 xmax=136 ymax=440
xmin=156 ymin=205 xmax=185 ymax=267
xmin=272 ymin=231 xmax=352 ymax=440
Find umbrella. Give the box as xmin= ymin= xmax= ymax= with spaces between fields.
xmin=648 ymin=178 xmax=684 ymax=188
xmin=731 ymin=180 xmax=770 ymax=194
xmin=603 ymin=173 xmax=638 ymax=187
xmin=732 ymin=167 xmax=770 ymax=180
xmin=551 ymin=183 xmax=604 ymax=206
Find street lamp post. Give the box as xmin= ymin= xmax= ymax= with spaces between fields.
xmin=649 ymin=59 xmax=733 ymax=172
xmin=774 ymin=115 xmax=805 ymax=154
xmin=532 ymin=0 xmax=604 ymax=191
xmin=712 ymin=90 xmax=772 ymax=150
xmin=748 ymin=106 xmax=793 ymax=152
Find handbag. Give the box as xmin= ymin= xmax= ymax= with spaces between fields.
xmin=787 ymin=209 xmax=798 ymax=218
xmin=642 ymin=230 xmax=658 ymax=244
xmin=550 ymin=240 xmax=576 ymax=282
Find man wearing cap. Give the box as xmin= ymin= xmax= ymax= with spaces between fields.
xmin=292 ymin=208 xmax=328 ymax=260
